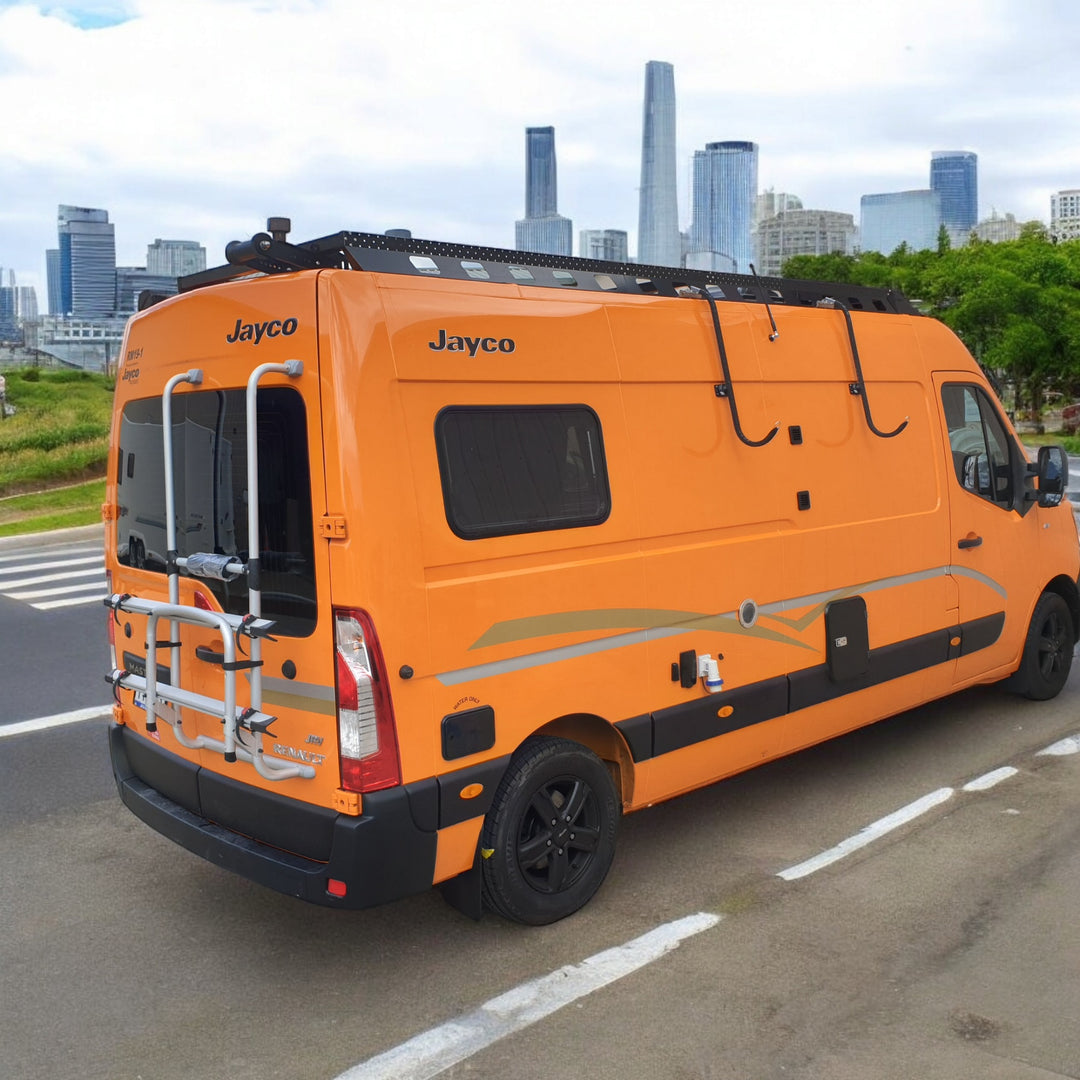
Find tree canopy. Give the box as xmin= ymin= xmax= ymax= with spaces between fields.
xmin=782 ymin=230 xmax=1080 ymax=417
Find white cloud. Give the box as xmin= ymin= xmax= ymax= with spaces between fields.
xmin=2 ymin=0 xmax=1079 ymax=300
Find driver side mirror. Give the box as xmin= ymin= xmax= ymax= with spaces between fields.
xmin=1037 ymin=445 xmax=1067 ymax=507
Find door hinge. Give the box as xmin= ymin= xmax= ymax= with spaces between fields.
xmin=319 ymin=514 xmax=348 ymax=540
xmin=101 ymin=502 xmax=118 ymax=522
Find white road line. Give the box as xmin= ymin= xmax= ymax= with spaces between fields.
xmin=0 ymin=545 xmax=98 ymax=564
xmin=0 ymin=566 xmax=104 ymax=590
xmin=33 ymin=593 xmax=108 ymax=611
xmin=1036 ymin=735 xmax=1080 ymax=757
xmin=0 ymin=554 xmax=103 ymax=576
xmin=962 ymin=766 xmax=1019 ymax=792
xmin=778 ymin=787 xmax=955 ymax=882
xmin=333 ymin=912 xmax=721 ymax=1080
xmin=7 ymin=580 xmax=108 ymax=600
xmin=1 ymin=705 xmax=112 ymax=738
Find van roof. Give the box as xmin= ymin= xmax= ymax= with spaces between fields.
xmin=176 ymin=226 xmax=920 ymax=317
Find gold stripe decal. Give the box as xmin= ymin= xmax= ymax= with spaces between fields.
xmin=433 ymin=564 xmax=1007 ymax=688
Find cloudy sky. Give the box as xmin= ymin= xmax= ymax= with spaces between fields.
xmin=2 ymin=0 xmax=1079 ymax=304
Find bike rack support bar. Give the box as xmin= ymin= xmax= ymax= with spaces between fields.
xmin=244 ymin=360 xmax=303 ymax=718
xmin=161 ymin=368 xmax=204 ymax=688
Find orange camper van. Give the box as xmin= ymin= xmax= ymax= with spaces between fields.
xmin=105 ymin=222 xmax=1079 ymax=924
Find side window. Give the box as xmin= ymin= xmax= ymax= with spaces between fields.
xmin=435 ymin=405 xmax=611 ymax=539
xmin=942 ymin=384 xmax=1013 ymax=508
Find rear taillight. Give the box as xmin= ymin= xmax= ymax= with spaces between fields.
xmin=334 ymin=608 xmax=401 ymax=792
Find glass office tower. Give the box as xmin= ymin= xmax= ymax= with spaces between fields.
xmin=930 ymin=151 xmax=977 ymax=234
xmin=515 ymin=126 xmax=572 ymax=256
xmin=637 ymin=60 xmax=680 ymax=267
xmin=688 ymin=141 xmax=758 ymax=273
xmin=57 ymin=205 xmax=116 ymax=318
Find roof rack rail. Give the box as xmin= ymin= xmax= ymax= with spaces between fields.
xmin=178 ymin=220 xmax=919 ymax=316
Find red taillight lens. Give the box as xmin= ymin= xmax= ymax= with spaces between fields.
xmin=334 ymin=608 xmax=400 ymax=793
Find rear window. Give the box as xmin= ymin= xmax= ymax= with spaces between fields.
xmin=115 ymin=387 xmax=316 ymax=636
xmin=435 ymin=405 xmax=611 ymax=539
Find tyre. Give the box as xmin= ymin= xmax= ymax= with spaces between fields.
xmin=1013 ymin=592 xmax=1074 ymax=700
xmin=480 ymin=736 xmax=619 ymax=925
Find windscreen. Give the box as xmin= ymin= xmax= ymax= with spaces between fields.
xmin=115 ymin=387 xmax=316 ymax=636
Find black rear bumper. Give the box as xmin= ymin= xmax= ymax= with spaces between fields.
xmin=108 ymin=723 xmax=438 ymax=909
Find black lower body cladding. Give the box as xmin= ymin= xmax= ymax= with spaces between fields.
xmin=108 ymin=724 xmax=437 ymax=909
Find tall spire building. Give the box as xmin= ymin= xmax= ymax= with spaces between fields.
xmin=514 ymin=126 xmax=572 ymax=256
xmin=637 ymin=60 xmax=680 ymax=267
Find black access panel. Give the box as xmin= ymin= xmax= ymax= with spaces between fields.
xmin=824 ymin=596 xmax=870 ymax=682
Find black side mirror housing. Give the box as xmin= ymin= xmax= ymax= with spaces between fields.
xmin=1037 ymin=445 xmax=1067 ymax=507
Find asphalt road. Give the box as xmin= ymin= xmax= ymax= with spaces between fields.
xmin=1 ymin=527 xmax=1079 ymax=1079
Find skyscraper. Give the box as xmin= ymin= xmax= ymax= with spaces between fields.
xmin=930 ymin=151 xmax=977 ymax=237
xmin=579 ymin=229 xmax=629 ymax=262
xmin=57 ymin=205 xmax=116 ymax=317
xmin=637 ymin=60 xmax=680 ymax=267
xmin=46 ymin=249 xmax=61 ymax=315
xmin=754 ymin=210 xmax=856 ymax=277
xmin=860 ymin=190 xmax=941 ymax=254
xmin=687 ymin=141 xmax=758 ymax=273
xmin=514 ymin=126 xmax=572 ymax=256
xmin=146 ymin=239 xmax=206 ymax=277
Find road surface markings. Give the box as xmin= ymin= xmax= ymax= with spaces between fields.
xmin=962 ymin=766 xmax=1019 ymax=792
xmin=0 ymin=554 xmax=103 ymax=575
xmin=0 ymin=545 xmax=106 ymax=610
xmin=1 ymin=705 xmax=112 ymax=739
xmin=0 ymin=545 xmax=100 ymax=564
xmin=1036 ymin=734 xmax=1080 ymax=757
xmin=778 ymin=787 xmax=955 ymax=882
xmin=333 ymin=912 xmax=721 ymax=1080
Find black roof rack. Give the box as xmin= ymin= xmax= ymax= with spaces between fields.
xmin=178 ymin=226 xmax=919 ymax=317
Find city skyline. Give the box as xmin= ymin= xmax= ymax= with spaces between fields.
xmin=3 ymin=1 xmax=1080 ymax=299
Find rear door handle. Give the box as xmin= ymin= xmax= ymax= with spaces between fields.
xmin=957 ymin=535 xmax=983 ymax=550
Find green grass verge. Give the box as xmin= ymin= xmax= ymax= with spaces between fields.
xmin=0 ymin=479 xmax=106 ymax=537
xmin=0 ymin=367 xmax=113 ymax=495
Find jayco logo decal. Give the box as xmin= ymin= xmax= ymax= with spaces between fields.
xmin=428 ymin=329 xmax=515 ymax=356
xmin=226 ymin=317 xmax=299 ymax=344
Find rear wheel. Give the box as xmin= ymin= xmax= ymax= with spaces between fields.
xmin=1013 ymin=592 xmax=1074 ymax=700
xmin=481 ymin=736 xmax=619 ymax=925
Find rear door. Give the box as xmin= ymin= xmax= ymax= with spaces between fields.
xmin=111 ymin=273 xmax=340 ymax=806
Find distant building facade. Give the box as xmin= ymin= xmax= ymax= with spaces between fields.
xmin=688 ymin=141 xmax=758 ymax=274
xmin=579 ymin=229 xmax=629 ymax=262
xmin=930 ymin=151 xmax=978 ymax=242
xmin=514 ymin=126 xmax=572 ymax=256
xmin=755 ymin=189 xmax=802 ymax=227
xmin=46 ymin=249 xmax=61 ymax=314
xmin=860 ymin=190 xmax=941 ymax=254
xmin=146 ymin=239 xmax=206 ymax=278
xmin=637 ymin=60 xmax=681 ymax=267
xmin=1050 ymin=189 xmax=1080 ymax=241
xmin=974 ymin=210 xmax=1021 ymax=244
xmin=0 ymin=272 xmax=40 ymax=343
xmin=754 ymin=210 xmax=857 ymax=277
xmin=57 ymin=205 xmax=116 ymax=318
xmin=115 ymin=268 xmax=179 ymax=315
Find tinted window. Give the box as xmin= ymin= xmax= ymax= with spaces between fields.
xmin=942 ymin=384 xmax=1014 ymax=508
xmin=436 ymin=406 xmax=611 ymax=539
xmin=115 ymin=387 xmax=316 ymax=636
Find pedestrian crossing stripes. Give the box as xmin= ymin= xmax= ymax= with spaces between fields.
xmin=0 ymin=542 xmax=106 ymax=611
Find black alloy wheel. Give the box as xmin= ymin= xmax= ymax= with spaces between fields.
xmin=1015 ymin=592 xmax=1074 ymax=700
xmin=481 ymin=736 xmax=619 ymax=925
